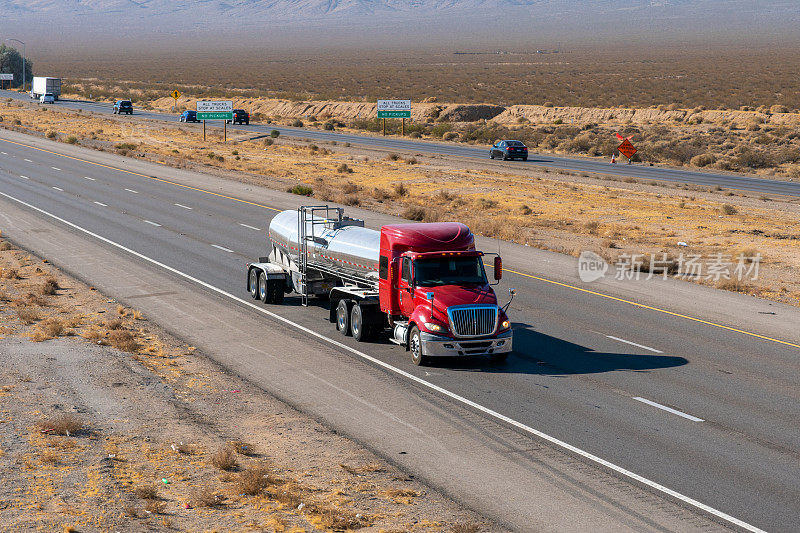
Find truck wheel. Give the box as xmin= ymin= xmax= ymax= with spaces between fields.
xmin=259 ymin=272 xmax=272 ymax=304
xmin=351 ymin=304 xmax=368 ymax=342
xmin=248 ymin=268 xmax=259 ymax=299
xmin=336 ymin=300 xmax=351 ymax=336
xmin=409 ymin=326 xmax=428 ymax=366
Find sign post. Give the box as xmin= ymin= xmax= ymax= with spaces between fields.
xmin=377 ymin=100 xmax=411 ymax=136
xmin=197 ymin=101 xmax=233 ymax=143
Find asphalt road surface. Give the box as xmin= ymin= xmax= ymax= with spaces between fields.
xmin=1 ymin=129 xmax=799 ymax=531
xmin=4 ymin=89 xmax=800 ymax=198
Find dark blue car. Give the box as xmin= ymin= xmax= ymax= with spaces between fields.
xmin=179 ymin=110 xmax=199 ymax=123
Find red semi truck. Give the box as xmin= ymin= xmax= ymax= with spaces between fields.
xmin=246 ymin=206 xmax=514 ymax=365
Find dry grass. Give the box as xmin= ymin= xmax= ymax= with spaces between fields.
xmin=451 ymin=524 xmax=482 ymax=533
xmin=382 ymin=488 xmax=419 ymax=499
xmin=31 ymin=318 xmax=68 ymax=342
xmin=190 ymin=488 xmax=226 ymax=508
xmin=1 ymin=267 xmax=20 ymax=279
xmin=40 ymin=277 xmax=59 ymax=295
xmin=235 ymin=464 xmax=275 ymax=496
xmin=106 ymin=330 xmax=138 ymax=352
xmin=229 ymin=440 xmax=255 ymax=456
xmin=133 ymin=485 xmax=159 ymax=500
xmin=15 ymin=307 xmax=41 ymax=324
xmin=314 ymin=506 xmax=369 ymax=530
xmin=211 ymin=445 xmax=238 ymax=471
xmin=144 ymin=499 xmax=166 ymax=514
xmin=37 ymin=413 xmax=83 ymax=436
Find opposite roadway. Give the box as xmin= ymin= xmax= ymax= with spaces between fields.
xmin=0 ymin=127 xmax=798 ymax=531
xmin=2 ymin=88 xmax=800 ymax=198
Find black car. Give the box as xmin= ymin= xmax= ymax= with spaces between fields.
xmin=489 ymin=140 xmax=528 ymax=161
xmin=179 ymin=110 xmax=199 ymax=123
xmin=113 ymin=100 xmax=133 ymax=115
xmin=227 ymin=109 xmax=250 ymax=125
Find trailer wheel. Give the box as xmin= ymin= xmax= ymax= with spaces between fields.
xmin=248 ymin=268 xmax=260 ymax=299
xmin=409 ymin=326 xmax=428 ymax=366
xmin=336 ymin=299 xmax=351 ymax=336
xmin=259 ymin=272 xmax=271 ymax=303
xmin=351 ymin=304 xmax=367 ymax=342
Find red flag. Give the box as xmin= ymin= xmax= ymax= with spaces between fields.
xmin=615 ymin=133 xmax=624 ymax=140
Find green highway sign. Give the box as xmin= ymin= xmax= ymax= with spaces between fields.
xmin=197 ymin=111 xmax=233 ymax=120
xmin=378 ymin=110 xmax=411 ymax=118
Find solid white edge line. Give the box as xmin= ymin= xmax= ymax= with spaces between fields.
xmin=633 ymin=397 xmax=705 ymax=422
xmin=606 ymin=335 xmax=663 ymax=353
xmin=143 ymin=220 xmax=161 ymax=227
xmin=124 ymin=188 xmax=138 ymax=194
xmin=24 ymin=158 xmax=32 ymax=162
xmin=239 ymin=223 xmax=261 ymax=231
xmin=93 ymin=201 xmax=107 ymax=207
xmin=83 ymin=176 xmax=95 ymax=181
xmin=174 ymin=203 xmax=193 ymax=210
xmin=52 ymin=187 xmax=63 ymax=191
xmin=51 ymin=167 xmax=61 ymax=171
xmin=19 ymin=175 xmax=29 ymax=179
xmin=211 ymin=244 xmax=234 ymax=253
xmin=0 ymin=189 xmax=766 ymax=533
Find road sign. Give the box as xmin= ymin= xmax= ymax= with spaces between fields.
xmin=197 ymin=100 xmax=233 ymax=121
xmin=378 ymin=110 xmax=411 ymax=118
xmin=171 ymin=90 xmax=181 ymax=99
xmin=617 ymin=138 xmax=638 ymax=159
xmin=0 ymin=73 xmax=13 ymax=81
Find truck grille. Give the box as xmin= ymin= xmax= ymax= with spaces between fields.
xmin=447 ymin=305 xmax=498 ymax=337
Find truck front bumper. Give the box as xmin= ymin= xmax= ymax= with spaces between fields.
xmin=420 ymin=330 xmax=512 ymax=357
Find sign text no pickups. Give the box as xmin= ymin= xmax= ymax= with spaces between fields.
xmin=197 ymin=100 xmax=233 ymax=121
xmin=377 ymin=99 xmax=411 ymax=118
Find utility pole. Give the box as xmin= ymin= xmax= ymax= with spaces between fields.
xmin=6 ymin=39 xmax=25 ymax=93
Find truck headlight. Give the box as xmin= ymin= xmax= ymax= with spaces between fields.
xmin=424 ymin=322 xmax=448 ymax=334
xmin=500 ymin=320 xmax=510 ymax=330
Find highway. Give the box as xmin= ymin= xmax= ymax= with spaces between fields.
xmin=3 ymin=88 xmax=800 ymax=197
xmin=1 ymin=128 xmax=799 ymax=531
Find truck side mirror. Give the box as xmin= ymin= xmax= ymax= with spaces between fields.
xmin=494 ymin=256 xmax=503 ymax=280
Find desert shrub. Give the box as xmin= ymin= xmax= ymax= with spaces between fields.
xmin=32 ymin=318 xmax=66 ymax=341
xmin=431 ymin=123 xmax=453 ymax=138
xmin=1 ymin=267 xmax=20 ymax=279
xmin=37 ymin=413 xmax=83 ymax=436
xmin=191 ymin=488 xmax=225 ymax=508
xmin=236 ymin=464 xmax=274 ymax=495
xmin=288 ymin=185 xmax=313 ymax=196
xmin=270 ymin=129 xmax=280 ymax=138
xmin=443 ymin=132 xmax=459 ymax=141
xmin=385 ymin=153 xmax=400 ymax=161
xmin=770 ymin=104 xmax=789 ymax=113
xmin=263 ymin=138 xmax=273 ymax=147
xmin=393 ymin=182 xmax=408 ymax=196
xmin=690 ymin=153 xmax=716 ymax=167
xmin=291 ymin=119 xmax=303 ymax=127
xmin=134 ymin=485 xmax=159 ymax=500
xmin=323 ymin=122 xmax=335 ymax=130
xmin=337 ymin=163 xmax=353 ymax=173
xmin=40 ymin=278 xmax=59 ymax=295
xmin=211 ymin=446 xmax=238 ymax=471
xmin=402 ymin=206 xmax=427 ymax=221
xmin=65 ymin=136 xmax=78 ymax=144
xmin=409 ymin=131 xmax=422 ymax=138
xmin=721 ymin=204 xmax=738 ymax=215
xmin=341 ymin=182 xmax=359 ymax=194
xmin=107 ymin=330 xmax=138 ymax=352
xmin=16 ymin=307 xmax=40 ymax=324
xmin=405 ymin=156 xmax=418 ymax=165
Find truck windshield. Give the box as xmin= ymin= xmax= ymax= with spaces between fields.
xmin=414 ymin=257 xmax=488 ymax=287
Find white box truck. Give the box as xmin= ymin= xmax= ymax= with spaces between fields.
xmin=30 ymin=77 xmax=61 ymax=100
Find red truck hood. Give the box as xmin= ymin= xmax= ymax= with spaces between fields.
xmin=418 ymin=284 xmax=497 ymax=311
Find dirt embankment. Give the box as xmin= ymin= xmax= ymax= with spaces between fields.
xmin=147 ymin=96 xmax=800 ymax=129
xmin=0 ymin=233 xmax=490 ymax=531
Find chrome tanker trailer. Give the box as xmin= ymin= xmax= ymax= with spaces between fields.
xmin=246 ymin=205 xmax=513 ymax=365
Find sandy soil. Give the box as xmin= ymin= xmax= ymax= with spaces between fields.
xmin=0 ymin=235 xmax=493 ymax=531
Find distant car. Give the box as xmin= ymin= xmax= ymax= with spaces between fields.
xmin=113 ymin=100 xmax=133 ymax=114
xmin=489 ymin=140 xmax=528 ymax=161
xmin=227 ymin=109 xmax=250 ymax=125
xmin=179 ymin=110 xmax=199 ymax=123
xmin=39 ymin=93 xmax=55 ymax=104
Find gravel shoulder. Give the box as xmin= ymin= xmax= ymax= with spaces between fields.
xmin=0 ymin=234 xmax=492 ymax=531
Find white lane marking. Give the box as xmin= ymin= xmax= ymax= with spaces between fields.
xmin=174 ymin=203 xmax=193 ymax=210
xmin=83 ymin=176 xmax=95 ymax=181
xmin=51 ymin=167 xmax=61 ymax=171
xmin=93 ymin=201 xmax=107 ymax=207
xmin=124 ymin=188 xmax=138 ymax=194
xmin=212 ymin=244 xmax=234 ymax=253
xmin=239 ymin=223 xmax=261 ymax=231
xmin=606 ymin=335 xmax=663 ymax=353
xmin=144 ymin=220 xmax=161 ymax=227
xmin=1 ymin=151 xmax=7 ymax=155
xmin=0 ymin=190 xmax=766 ymax=533
xmin=24 ymin=158 xmax=32 ymax=162
xmin=52 ymin=187 xmax=63 ymax=191
xmin=19 ymin=175 xmax=29 ymax=180
xmin=633 ymin=397 xmax=705 ymax=422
